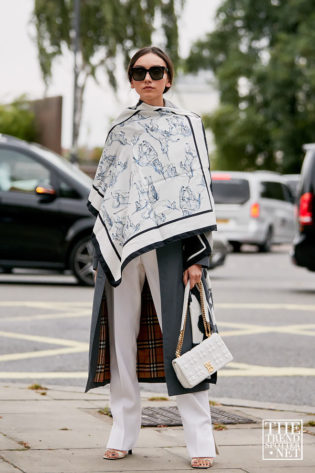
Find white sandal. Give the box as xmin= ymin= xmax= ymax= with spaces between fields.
xmin=103 ymin=448 xmax=132 ymax=460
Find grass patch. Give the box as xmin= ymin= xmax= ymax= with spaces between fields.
xmin=213 ymin=423 xmax=227 ymax=431
xmin=28 ymin=384 xmax=48 ymax=391
xmin=304 ymin=420 xmax=315 ymax=427
xmin=148 ymin=396 xmax=169 ymax=401
xmin=98 ymin=407 xmax=112 ymax=417
xmin=209 ymin=400 xmax=221 ymax=406
xmin=59 ymin=427 xmax=71 ymax=431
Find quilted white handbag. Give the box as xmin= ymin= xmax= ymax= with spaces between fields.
xmin=172 ymin=280 xmax=233 ymax=389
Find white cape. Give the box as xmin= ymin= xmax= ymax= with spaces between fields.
xmin=88 ymin=99 xmax=217 ymax=286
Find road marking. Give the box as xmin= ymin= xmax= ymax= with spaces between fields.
xmin=0 ymin=330 xmax=88 ymax=347
xmin=221 ymin=362 xmax=315 ymax=377
xmin=0 ymin=301 xmax=91 ymax=322
xmin=0 ymin=310 xmax=90 ymax=322
xmin=0 ymin=372 xmax=88 ymax=379
xmin=2 ymin=301 xmax=315 ymax=311
xmin=1 ymin=301 xmax=315 ymax=323
xmin=0 ymin=362 xmax=315 ymax=379
xmin=0 ymin=331 xmax=88 ymax=362
xmin=1 ymin=302 xmax=314 ymax=379
xmin=0 ymin=347 xmax=88 ymax=362
xmin=216 ymin=303 xmax=315 ymax=311
xmin=218 ymin=322 xmax=315 ymax=337
xmin=0 ymin=301 xmax=91 ymax=308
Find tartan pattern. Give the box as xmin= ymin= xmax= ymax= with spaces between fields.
xmin=93 ymin=279 xmax=165 ymax=384
xmin=94 ymin=292 xmax=110 ymax=383
xmin=136 ymin=280 xmax=165 ymax=379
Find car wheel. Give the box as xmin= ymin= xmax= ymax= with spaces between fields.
xmin=230 ymin=241 xmax=242 ymax=253
xmin=258 ymin=227 xmax=273 ymax=253
xmin=70 ymin=236 xmax=94 ymax=286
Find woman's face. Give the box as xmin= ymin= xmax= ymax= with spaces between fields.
xmin=130 ymin=53 xmax=171 ymax=106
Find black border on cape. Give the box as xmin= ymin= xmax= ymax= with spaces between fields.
xmin=91 ymin=223 xmax=217 ymax=288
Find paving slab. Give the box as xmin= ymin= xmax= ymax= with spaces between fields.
xmin=45 ymin=390 xmax=105 ymax=401
xmin=1 ymin=384 xmax=314 ymax=473
xmin=137 ymin=427 xmax=186 ymax=448
xmin=0 ymin=384 xmax=109 ymax=402
xmin=0 ymin=459 xmax=22 ymax=473
xmin=0 ymin=413 xmax=111 ymax=450
xmin=2 ymin=447 xmax=191 ymax=473
xmin=0 ymin=434 xmax=23 ymax=451
xmin=231 ymin=406 xmax=315 ymax=422
xmin=212 ymin=424 xmax=315 ymax=446
xmin=0 ymin=386 xmax=49 ymax=402
xmin=212 ymin=445 xmax=315 ymax=469
xmin=209 ymin=397 xmax=315 ymax=415
xmin=206 ymin=427 xmax=262 ymax=446
xmin=0 ymin=399 xmax=96 ymax=415
xmin=247 ymin=468 xmax=315 ymax=473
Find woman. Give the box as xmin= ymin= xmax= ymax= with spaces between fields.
xmin=86 ymin=46 xmax=218 ymax=469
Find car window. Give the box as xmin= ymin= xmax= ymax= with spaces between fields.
xmin=0 ymin=148 xmax=51 ymax=193
xmin=282 ymin=184 xmax=295 ymax=203
xmin=59 ymin=179 xmax=80 ymax=199
xmin=300 ymin=150 xmax=315 ymax=192
xmin=212 ymin=178 xmax=250 ymax=204
xmin=260 ymin=181 xmax=286 ymax=201
xmin=29 ymin=143 xmax=92 ymax=187
xmin=284 ymin=178 xmax=299 ymax=198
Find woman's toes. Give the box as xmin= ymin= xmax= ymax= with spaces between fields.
xmin=191 ymin=457 xmax=214 ymax=468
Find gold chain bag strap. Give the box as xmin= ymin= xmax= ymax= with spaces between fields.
xmin=172 ymin=280 xmax=233 ymax=389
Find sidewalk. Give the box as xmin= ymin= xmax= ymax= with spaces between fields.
xmin=0 ymin=383 xmax=314 ymax=473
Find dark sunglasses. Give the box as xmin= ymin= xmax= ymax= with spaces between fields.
xmin=131 ymin=66 xmax=168 ymax=81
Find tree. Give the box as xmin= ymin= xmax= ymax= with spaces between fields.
xmin=186 ymin=0 xmax=315 ymax=173
xmin=0 ymin=97 xmax=37 ymax=142
xmin=32 ymin=0 xmax=183 ymax=150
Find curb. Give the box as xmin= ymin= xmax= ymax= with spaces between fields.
xmin=1 ymin=382 xmax=314 ymax=414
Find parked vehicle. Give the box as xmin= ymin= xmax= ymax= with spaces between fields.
xmin=211 ymin=171 xmax=295 ymax=252
xmin=283 ymin=174 xmax=300 ymax=200
xmin=292 ymin=144 xmax=315 ymax=271
xmin=0 ymin=135 xmax=227 ymax=285
xmin=208 ymin=233 xmax=229 ymax=269
xmin=0 ymin=134 xmax=95 ymax=285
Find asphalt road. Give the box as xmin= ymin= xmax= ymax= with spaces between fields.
xmin=0 ymin=245 xmax=314 ymax=407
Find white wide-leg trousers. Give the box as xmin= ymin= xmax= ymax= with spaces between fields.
xmin=104 ymin=249 xmax=216 ymax=458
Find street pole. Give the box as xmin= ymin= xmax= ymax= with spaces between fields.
xmin=71 ymin=0 xmax=80 ymax=164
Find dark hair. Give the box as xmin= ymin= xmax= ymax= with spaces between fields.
xmin=127 ymin=46 xmax=174 ymax=94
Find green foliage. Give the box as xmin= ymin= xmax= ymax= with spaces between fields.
xmin=32 ymin=0 xmax=183 ymax=84
xmin=186 ymin=0 xmax=315 ymax=173
xmin=32 ymin=0 xmax=183 ymax=145
xmin=0 ymin=97 xmax=37 ymax=142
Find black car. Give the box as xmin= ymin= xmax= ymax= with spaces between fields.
xmin=0 ymin=134 xmax=95 ymax=285
xmin=292 ymin=144 xmax=315 ymax=271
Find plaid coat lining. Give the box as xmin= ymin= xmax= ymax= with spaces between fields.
xmin=93 ymin=278 xmax=165 ymax=384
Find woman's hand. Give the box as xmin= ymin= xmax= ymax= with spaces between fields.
xmin=183 ymin=264 xmax=202 ymax=289
xmin=94 ymin=268 xmax=97 ymax=283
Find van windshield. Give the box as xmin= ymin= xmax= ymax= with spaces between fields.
xmin=212 ymin=178 xmax=250 ymax=204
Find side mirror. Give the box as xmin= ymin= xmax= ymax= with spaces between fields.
xmin=35 ymin=184 xmax=56 ymax=196
xmin=35 ymin=185 xmax=57 ymax=201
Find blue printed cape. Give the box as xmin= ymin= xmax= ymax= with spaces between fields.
xmin=87 ymin=99 xmax=217 ymax=286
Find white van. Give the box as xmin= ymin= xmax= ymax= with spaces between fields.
xmin=211 ymin=171 xmax=295 ymax=252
